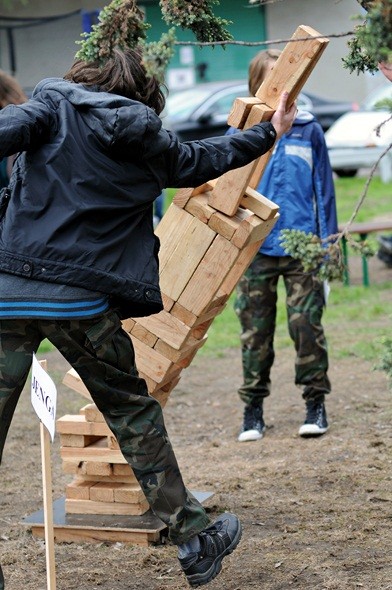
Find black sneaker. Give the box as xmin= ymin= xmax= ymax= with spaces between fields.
xmin=238 ymin=404 xmax=265 ymax=442
xmin=299 ymin=400 xmax=328 ymax=436
xmin=179 ymin=513 xmax=242 ymax=587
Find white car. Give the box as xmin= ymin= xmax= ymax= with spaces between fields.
xmin=325 ymin=84 xmax=392 ymax=182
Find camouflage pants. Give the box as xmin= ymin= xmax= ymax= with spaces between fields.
xmin=0 ymin=310 xmax=209 ymax=546
xmin=234 ymin=254 xmax=331 ymax=406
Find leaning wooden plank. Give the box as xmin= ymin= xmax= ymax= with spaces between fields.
xmin=231 ymin=212 xmax=279 ymax=249
xmin=135 ymin=310 xmax=192 ymax=351
xmin=227 ymin=96 xmax=263 ymax=128
xmin=63 ymin=368 xmax=92 ymax=401
xmin=158 ymin=216 xmax=216 ymax=301
xmin=155 ymin=204 xmax=194 ymax=269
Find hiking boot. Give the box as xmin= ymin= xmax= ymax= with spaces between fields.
xmin=238 ymin=404 xmax=265 ymax=442
xmin=179 ymin=513 xmax=242 ymax=587
xmin=299 ymin=400 xmax=328 ymax=437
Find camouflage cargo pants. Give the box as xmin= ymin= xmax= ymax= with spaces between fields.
xmin=0 ymin=310 xmax=209 ymax=547
xmin=234 ymin=253 xmax=331 ymax=406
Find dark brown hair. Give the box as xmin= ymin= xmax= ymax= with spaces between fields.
xmin=248 ymin=49 xmax=281 ymax=96
xmin=0 ymin=70 xmax=27 ymax=107
xmin=64 ymin=47 xmax=166 ymax=115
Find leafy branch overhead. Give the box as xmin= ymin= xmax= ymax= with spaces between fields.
xmin=343 ymin=0 xmax=392 ymax=74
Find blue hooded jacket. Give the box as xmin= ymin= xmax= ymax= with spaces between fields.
xmin=228 ymin=111 xmax=338 ymax=257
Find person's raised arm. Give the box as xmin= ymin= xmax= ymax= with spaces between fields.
xmin=270 ymin=91 xmax=297 ymax=139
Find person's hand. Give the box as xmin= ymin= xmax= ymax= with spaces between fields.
xmin=270 ymin=91 xmax=297 ymax=140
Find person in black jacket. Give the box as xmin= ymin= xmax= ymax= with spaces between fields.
xmin=0 ymin=47 xmax=295 ymax=588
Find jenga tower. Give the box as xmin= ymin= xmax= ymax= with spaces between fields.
xmin=58 ymin=26 xmax=329 ymax=524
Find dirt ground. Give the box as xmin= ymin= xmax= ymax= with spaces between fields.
xmin=1 ymin=256 xmax=392 ymax=590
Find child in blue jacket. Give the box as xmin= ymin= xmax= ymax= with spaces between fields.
xmin=232 ymin=49 xmax=338 ymax=442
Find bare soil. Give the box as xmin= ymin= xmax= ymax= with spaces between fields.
xmin=1 ymin=256 xmax=392 ymax=590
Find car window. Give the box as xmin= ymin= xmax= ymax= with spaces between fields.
xmin=207 ymin=90 xmax=248 ymax=117
xmin=166 ymin=88 xmax=215 ymax=120
xmin=362 ymin=84 xmax=392 ymax=111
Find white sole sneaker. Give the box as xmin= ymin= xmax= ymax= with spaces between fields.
xmin=238 ymin=428 xmax=265 ymax=442
xmin=298 ymin=424 xmax=328 ymax=436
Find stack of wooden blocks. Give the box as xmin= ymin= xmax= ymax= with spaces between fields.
xmin=55 ymin=25 xmax=328 ymax=538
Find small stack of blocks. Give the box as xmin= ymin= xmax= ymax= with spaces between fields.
xmin=58 ymin=25 xmax=329 ymax=520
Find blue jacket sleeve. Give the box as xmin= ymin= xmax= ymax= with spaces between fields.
xmin=312 ymin=123 xmax=338 ymax=240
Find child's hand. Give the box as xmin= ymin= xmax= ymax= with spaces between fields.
xmin=270 ymin=92 xmax=297 ymax=139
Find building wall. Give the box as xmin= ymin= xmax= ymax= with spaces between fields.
xmin=265 ymin=0 xmax=385 ymax=102
xmin=0 ymin=0 xmax=386 ymax=101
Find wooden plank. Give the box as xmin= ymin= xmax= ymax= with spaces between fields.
xmin=178 ymin=235 xmax=239 ymax=316
xmin=130 ymin=323 xmax=158 ymax=348
xmin=227 ymin=96 xmax=263 ymax=128
xmin=219 ymin=240 xmax=263 ymax=296
xmin=62 ymin=461 xmax=113 ymax=477
xmin=159 ymin=216 xmax=216 ymax=301
xmin=60 ymin=438 xmax=127 ymax=464
xmin=59 ymin=433 xmax=103 ymax=449
xmin=57 ymin=415 xmax=112 ymax=437
xmin=155 ymin=204 xmax=194 ymax=270
xmin=240 ymin=187 xmax=279 ymax=220
xmin=184 ymin=192 xmax=216 ymax=224
xmin=63 ymin=368 xmax=92 ymax=401
xmin=170 ymin=302 xmax=198 ymax=327
xmin=136 ymin=310 xmax=191 ymax=350
xmin=231 ymin=212 xmax=279 ymax=249
xmin=171 ymin=187 xmax=194 ymax=209
xmin=65 ymin=498 xmax=149 ymax=516
xmin=133 ymin=338 xmax=174 ymax=383
xmin=82 ymin=403 xmax=105 ymax=423
xmin=30 ymin=525 xmax=160 ymax=546
xmin=66 ymin=480 xmax=92 ymax=501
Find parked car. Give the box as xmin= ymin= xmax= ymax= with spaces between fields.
xmin=325 ymin=83 xmax=392 ymax=180
xmin=162 ymin=80 xmax=357 ymax=141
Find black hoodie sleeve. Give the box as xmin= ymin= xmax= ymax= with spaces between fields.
xmin=145 ymin=122 xmax=277 ymax=189
xmin=0 ymin=100 xmax=55 ymax=156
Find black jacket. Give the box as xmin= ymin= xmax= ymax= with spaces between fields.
xmin=0 ymin=78 xmax=277 ymax=318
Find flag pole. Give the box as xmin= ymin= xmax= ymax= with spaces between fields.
xmin=39 ymin=360 xmax=57 ymax=590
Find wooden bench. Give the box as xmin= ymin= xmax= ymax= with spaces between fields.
xmin=338 ymin=220 xmax=392 ymax=286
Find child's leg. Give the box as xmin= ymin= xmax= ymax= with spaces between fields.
xmin=0 ymin=320 xmax=42 ymax=464
xmin=43 ymin=311 xmax=210 ymax=545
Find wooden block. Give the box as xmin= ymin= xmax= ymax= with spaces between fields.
xmin=133 ymin=337 xmax=174 ymax=384
xmin=62 ymin=461 xmax=113 ymax=478
xmin=155 ymin=204 xmax=194 ymax=269
xmin=73 ymin=472 xmax=138 ymax=485
xmin=66 ymin=480 xmax=92 ymax=501
xmin=154 ymin=334 xmax=206 ymax=364
xmin=60 ymin=438 xmax=127 ymax=464
xmin=159 ymin=216 xmax=216 ymax=301
xmin=130 ymin=323 xmax=158 ymax=348
xmin=171 ymin=187 xmax=194 ymax=209
xmin=90 ymin=482 xmax=116 ymax=503
xmin=184 ymin=193 xmax=216 ymax=224
xmin=82 ymin=403 xmax=105 ymax=423
xmin=191 ymin=319 xmax=214 ymax=341
xmin=161 ymin=292 xmax=175 ymax=311
xmin=63 ymin=368 xmax=92 ymax=401
xmin=107 ymin=435 xmax=120 ymax=450
xmin=255 ymin=25 xmax=329 ymax=109
xmin=207 ymin=160 xmax=257 ymax=217
xmin=170 ymin=302 xmax=198 ymax=327
xmin=57 ymin=415 xmax=112 ymax=437
xmin=208 ymin=206 xmax=249 ymax=240
xmin=65 ymin=498 xmax=149 ymax=516
xmin=136 ymin=310 xmax=191 ymax=350
xmin=231 ymin=212 xmax=279 ymax=249
xmin=113 ymin=464 xmax=135 ymax=477
xmin=178 ymin=235 xmax=239 ymax=316
xmin=59 ymin=433 xmax=103 ymax=449
xmin=227 ymin=96 xmax=263 ymax=129
xmin=219 ymin=240 xmax=263 ymax=295
xmin=240 ymin=187 xmax=279 ymax=220
xmin=121 ymin=318 xmax=135 ymax=334
xmin=113 ymin=484 xmax=146 ymax=504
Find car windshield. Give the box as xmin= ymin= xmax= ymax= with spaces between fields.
xmin=166 ymin=88 xmax=216 ymax=121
